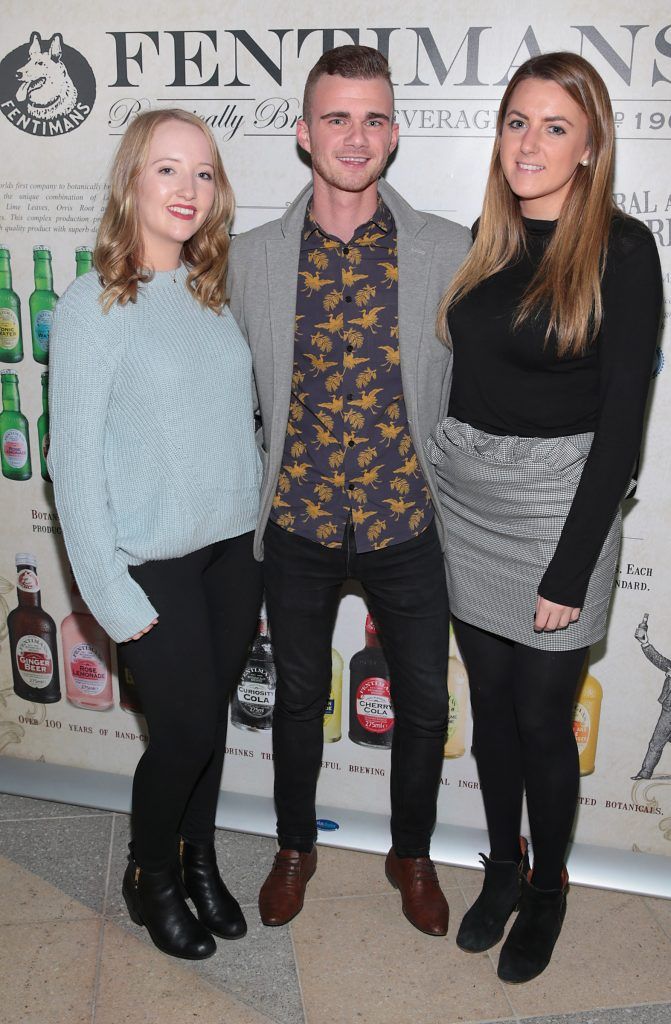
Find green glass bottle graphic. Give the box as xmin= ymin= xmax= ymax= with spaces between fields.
xmin=30 ymin=245 xmax=58 ymax=365
xmin=75 ymin=246 xmax=93 ymax=277
xmin=0 ymin=246 xmax=23 ymax=363
xmin=0 ymin=370 xmax=32 ymax=480
xmin=37 ymin=370 xmax=50 ymax=482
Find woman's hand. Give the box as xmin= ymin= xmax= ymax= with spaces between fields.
xmin=126 ymin=617 xmax=159 ymax=642
xmin=534 ymin=596 xmax=581 ymax=632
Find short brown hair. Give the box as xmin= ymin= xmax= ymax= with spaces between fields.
xmin=302 ymin=45 xmax=393 ymax=122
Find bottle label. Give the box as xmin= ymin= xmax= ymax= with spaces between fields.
xmin=324 ymin=697 xmax=335 ymax=717
xmin=17 ymin=568 xmax=39 ymax=593
xmin=356 ymin=676 xmax=394 ymax=733
xmin=573 ymin=702 xmax=591 ymax=753
xmin=42 ymin=431 xmax=50 ymax=461
xmin=2 ymin=428 xmax=28 ymax=468
xmin=0 ymin=308 xmax=19 ymax=348
xmin=16 ymin=634 xmax=53 ymax=689
xmin=237 ymin=670 xmax=275 ymax=718
xmin=34 ymin=309 xmax=53 ymax=351
xmin=446 ymin=692 xmax=460 ymax=741
xmin=70 ymin=642 xmax=108 ymax=695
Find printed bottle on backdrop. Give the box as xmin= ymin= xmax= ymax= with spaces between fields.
xmin=0 ymin=245 xmax=23 ymax=363
xmin=230 ymin=605 xmax=276 ymax=731
xmin=0 ymin=370 xmax=31 ymax=481
xmin=444 ymin=626 xmax=470 ymax=758
xmin=75 ymin=246 xmax=93 ymax=277
xmin=7 ymin=553 xmax=61 ymax=703
xmin=61 ymin=577 xmax=113 ymax=711
xmin=323 ymin=648 xmax=343 ymax=743
xmin=573 ymin=669 xmax=603 ymax=776
xmin=37 ymin=370 xmax=50 ymax=482
xmin=115 ymin=643 xmax=143 ymax=715
xmin=348 ymin=613 xmax=394 ymax=748
xmin=30 ymin=245 xmax=58 ymax=365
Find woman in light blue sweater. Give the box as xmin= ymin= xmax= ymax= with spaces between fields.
xmin=48 ymin=109 xmax=262 ymax=960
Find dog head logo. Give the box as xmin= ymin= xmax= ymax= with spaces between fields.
xmin=0 ymin=32 xmax=96 ymax=136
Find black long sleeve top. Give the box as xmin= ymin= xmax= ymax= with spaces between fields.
xmin=447 ymin=214 xmax=663 ymax=608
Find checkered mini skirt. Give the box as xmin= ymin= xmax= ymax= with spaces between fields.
xmin=426 ymin=417 xmax=621 ymax=651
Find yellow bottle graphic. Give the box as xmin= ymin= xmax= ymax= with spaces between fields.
xmin=324 ymin=647 xmax=343 ymax=742
xmin=573 ymin=670 xmax=603 ymax=775
xmin=444 ymin=626 xmax=470 ymax=758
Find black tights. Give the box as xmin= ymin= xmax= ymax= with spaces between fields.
xmin=121 ymin=533 xmax=262 ymax=871
xmin=453 ymin=617 xmax=587 ymax=890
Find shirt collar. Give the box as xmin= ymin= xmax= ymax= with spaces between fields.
xmin=302 ymin=196 xmax=394 ymax=245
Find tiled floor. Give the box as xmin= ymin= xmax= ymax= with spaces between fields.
xmin=0 ymin=793 xmax=670 ymax=1024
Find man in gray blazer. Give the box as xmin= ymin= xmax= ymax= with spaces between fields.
xmin=228 ymin=45 xmax=470 ymax=934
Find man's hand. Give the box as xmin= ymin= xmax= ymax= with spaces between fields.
xmin=534 ymin=595 xmax=581 ymax=633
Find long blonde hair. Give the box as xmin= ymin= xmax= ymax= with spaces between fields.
xmin=95 ymin=108 xmax=234 ymax=312
xmin=438 ymin=52 xmax=618 ymax=357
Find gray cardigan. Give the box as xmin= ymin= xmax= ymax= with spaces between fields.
xmin=228 ymin=177 xmax=471 ymax=558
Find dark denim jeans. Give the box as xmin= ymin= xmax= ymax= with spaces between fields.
xmin=263 ymin=517 xmax=449 ymax=857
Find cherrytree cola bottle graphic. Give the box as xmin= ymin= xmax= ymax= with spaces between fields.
xmin=0 ymin=370 xmax=32 ymax=480
xmin=30 ymin=245 xmax=58 ymax=364
xmin=348 ymin=613 xmax=394 ymax=748
xmin=231 ymin=605 xmax=276 ymax=731
xmin=8 ymin=553 xmax=61 ymax=703
xmin=37 ymin=370 xmax=50 ymax=482
xmin=0 ymin=245 xmax=23 ymax=363
xmin=61 ymin=577 xmax=113 ymax=710
xmin=75 ymin=246 xmax=93 ymax=277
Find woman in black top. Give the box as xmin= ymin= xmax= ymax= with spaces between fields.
xmin=429 ymin=52 xmax=662 ymax=982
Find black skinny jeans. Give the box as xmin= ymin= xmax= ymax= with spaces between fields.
xmin=453 ymin=617 xmax=587 ymax=890
xmin=263 ymin=517 xmax=450 ymax=858
xmin=121 ymin=533 xmax=262 ymax=871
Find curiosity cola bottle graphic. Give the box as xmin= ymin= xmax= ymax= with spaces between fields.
xmin=37 ymin=370 xmax=50 ymax=482
xmin=75 ymin=246 xmax=93 ymax=277
xmin=231 ymin=606 xmax=276 ymax=731
xmin=348 ymin=613 xmax=394 ymax=748
xmin=8 ymin=553 xmax=61 ymax=703
xmin=61 ymin=577 xmax=113 ymax=711
xmin=0 ymin=370 xmax=32 ymax=480
xmin=30 ymin=245 xmax=58 ymax=364
xmin=0 ymin=246 xmax=23 ymax=363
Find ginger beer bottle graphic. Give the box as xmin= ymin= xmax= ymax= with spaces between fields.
xmin=116 ymin=642 xmax=144 ymax=715
xmin=0 ymin=370 xmax=32 ymax=480
xmin=37 ymin=371 xmax=50 ymax=482
xmin=61 ymin=577 xmax=113 ymax=711
xmin=75 ymin=246 xmax=93 ymax=277
xmin=30 ymin=245 xmax=58 ymax=364
xmin=231 ymin=605 xmax=276 ymax=731
xmin=8 ymin=554 xmax=61 ymax=703
xmin=444 ymin=626 xmax=469 ymax=758
xmin=0 ymin=246 xmax=23 ymax=363
xmin=348 ymin=613 xmax=394 ymax=748
xmin=573 ymin=668 xmax=603 ymax=776
xmin=323 ymin=648 xmax=343 ymax=742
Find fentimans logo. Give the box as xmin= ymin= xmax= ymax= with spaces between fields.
xmin=0 ymin=32 xmax=95 ymax=137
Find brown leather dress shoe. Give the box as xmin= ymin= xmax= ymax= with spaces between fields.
xmin=258 ymin=847 xmax=317 ymax=926
xmin=385 ymin=848 xmax=449 ymax=936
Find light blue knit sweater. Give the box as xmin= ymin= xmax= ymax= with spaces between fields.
xmin=48 ymin=265 xmax=261 ymax=642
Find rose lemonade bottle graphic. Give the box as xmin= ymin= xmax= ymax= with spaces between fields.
xmin=573 ymin=669 xmax=603 ymax=776
xmin=116 ymin=642 xmax=144 ymax=715
xmin=61 ymin=577 xmax=113 ymax=710
xmin=444 ymin=626 xmax=469 ymax=758
xmin=75 ymin=246 xmax=93 ymax=277
xmin=8 ymin=553 xmax=61 ymax=703
xmin=0 ymin=370 xmax=32 ymax=481
xmin=30 ymin=245 xmax=58 ymax=364
xmin=231 ymin=605 xmax=276 ymax=731
xmin=323 ymin=648 xmax=343 ymax=743
xmin=37 ymin=370 xmax=50 ymax=482
xmin=348 ymin=613 xmax=394 ymax=748
xmin=0 ymin=246 xmax=23 ymax=363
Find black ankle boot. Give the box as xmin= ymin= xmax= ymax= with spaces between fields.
xmin=497 ymin=869 xmax=568 ymax=983
xmin=180 ymin=837 xmax=247 ymax=940
xmin=122 ymin=855 xmax=216 ymax=960
xmin=456 ymin=838 xmax=529 ymax=953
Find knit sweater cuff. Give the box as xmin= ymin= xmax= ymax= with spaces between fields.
xmin=88 ymin=573 xmax=159 ymax=645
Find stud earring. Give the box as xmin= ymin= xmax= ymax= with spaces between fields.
xmin=580 ymin=159 xmax=589 ymax=166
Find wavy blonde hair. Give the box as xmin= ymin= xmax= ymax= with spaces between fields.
xmin=95 ymin=108 xmax=234 ymax=312
xmin=438 ymin=52 xmax=618 ymax=357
